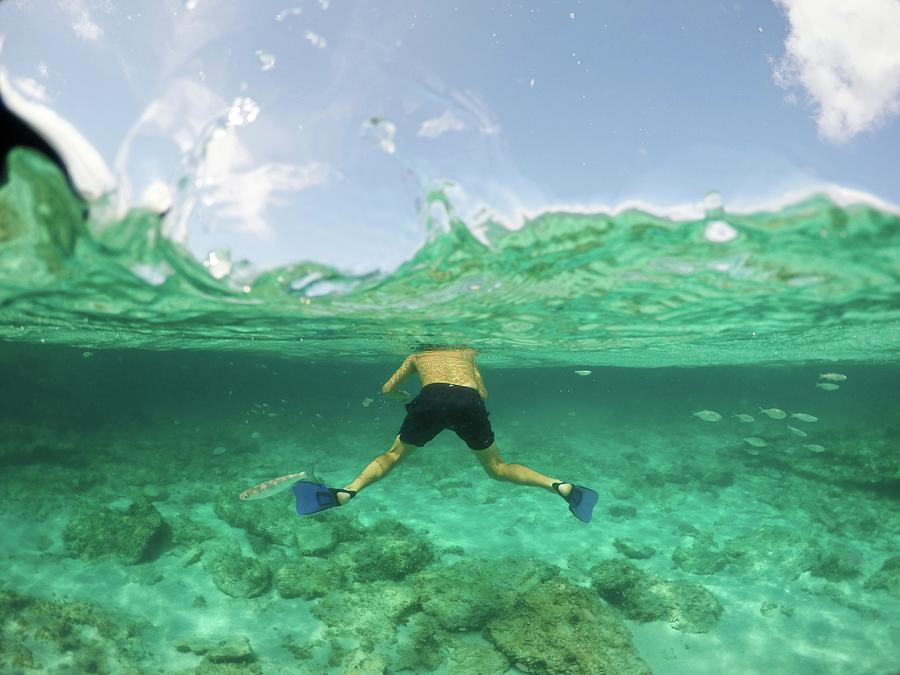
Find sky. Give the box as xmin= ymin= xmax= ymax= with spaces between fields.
xmin=1 ymin=0 xmax=899 ymax=273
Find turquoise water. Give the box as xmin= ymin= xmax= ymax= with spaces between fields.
xmin=1 ymin=148 xmax=899 ymax=673
xmin=2 ymin=347 xmax=899 ymax=673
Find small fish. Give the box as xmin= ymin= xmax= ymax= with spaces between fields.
xmin=733 ymin=413 xmax=755 ymax=423
xmin=692 ymin=410 xmax=722 ymax=422
xmin=819 ymin=373 xmax=847 ymax=382
xmin=790 ymin=413 xmax=818 ymax=423
xmin=816 ymin=383 xmax=839 ymax=391
xmin=361 ymin=397 xmax=373 ymax=407
xmin=743 ymin=447 xmax=761 ymax=456
xmin=802 ymin=444 xmax=826 ymax=453
xmin=239 ymin=471 xmax=307 ymax=500
xmin=743 ymin=436 xmax=768 ymax=448
xmin=759 ymin=407 xmax=787 ymax=419
xmin=82 ymin=351 xmax=93 ymax=359
xmin=786 ymin=425 xmax=808 ymax=438
xmin=212 ymin=446 xmax=228 ymax=455
xmin=574 ymin=370 xmax=592 ymax=376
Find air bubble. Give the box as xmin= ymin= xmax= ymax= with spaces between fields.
xmin=705 ymin=220 xmax=737 ymax=243
xmin=226 ymin=97 xmax=260 ymax=127
xmin=361 ymin=116 xmax=397 ymax=154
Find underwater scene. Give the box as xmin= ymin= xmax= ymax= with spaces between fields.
xmin=2 ymin=148 xmax=899 ymax=674
xmin=3 ymin=1 xmax=900 ymax=673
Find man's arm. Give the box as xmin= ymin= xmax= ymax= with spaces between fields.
xmin=474 ymin=362 xmax=488 ymax=400
xmin=382 ymin=355 xmax=415 ymax=395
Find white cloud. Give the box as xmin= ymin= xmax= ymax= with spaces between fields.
xmin=194 ymin=128 xmax=333 ymax=236
xmin=72 ymin=14 xmax=102 ymax=40
xmin=773 ymin=0 xmax=900 ymax=143
xmin=305 ymin=31 xmax=327 ymax=48
xmin=275 ymin=7 xmax=302 ymax=21
xmin=109 ymin=79 xmax=228 ymax=218
xmin=117 ymin=79 xmax=227 ymax=163
xmin=58 ymin=0 xmax=103 ymax=41
xmin=115 ymin=82 xmax=331 ymax=235
xmin=418 ymin=110 xmax=466 ymax=138
xmin=116 ymin=79 xmax=339 ymax=239
xmin=202 ymin=132 xmax=334 ymax=236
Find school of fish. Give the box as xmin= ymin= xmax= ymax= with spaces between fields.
xmin=688 ymin=372 xmax=847 ymax=455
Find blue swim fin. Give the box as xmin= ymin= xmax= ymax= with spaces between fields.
xmin=553 ymin=482 xmax=599 ymax=523
xmin=292 ymin=481 xmax=356 ymax=515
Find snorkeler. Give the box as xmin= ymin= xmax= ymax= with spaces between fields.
xmin=292 ymin=346 xmax=599 ymax=522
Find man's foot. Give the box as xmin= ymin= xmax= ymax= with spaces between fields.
xmin=552 ymin=482 xmax=573 ymax=498
xmin=552 ymin=482 xmax=598 ymax=523
xmin=292 ymin=481 xmax=356 ymax=515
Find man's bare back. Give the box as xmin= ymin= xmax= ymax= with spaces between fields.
xmin=382 ymin=348 xmax=488 ymax=400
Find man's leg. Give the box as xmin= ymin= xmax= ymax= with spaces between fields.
xmin=338 ymin=436 xmax=418 ymax=504
xmin=472 ymin=444 xmax=573 ymax=497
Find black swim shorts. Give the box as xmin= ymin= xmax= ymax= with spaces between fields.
xmin=398 ymin=383 xmax=495 ymax=451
